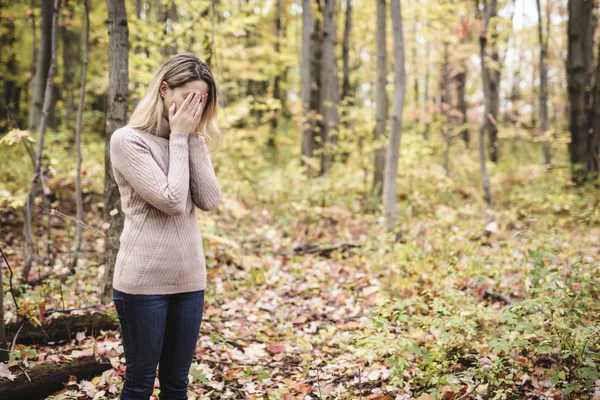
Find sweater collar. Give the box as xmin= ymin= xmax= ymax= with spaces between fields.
xmin=150 ymin=116 xmax=171 ymax=139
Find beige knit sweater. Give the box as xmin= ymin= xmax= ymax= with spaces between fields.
xmin=109 ymin=116 xmax=221 ymax=295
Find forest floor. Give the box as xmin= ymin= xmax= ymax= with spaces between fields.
xmin=1 ymin=127 xmax=599 ymax=399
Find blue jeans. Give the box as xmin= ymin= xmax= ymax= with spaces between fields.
xmin=113 ymin=288 xmax=205 ymax=400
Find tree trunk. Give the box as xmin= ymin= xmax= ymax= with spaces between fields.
xmin=71 ymin=0 xmax=91 ymax=272
xmin=28 ymin=0 xmax=53 ymax=132
xmin=0 ymin=356 xmax=112 ymax=400
xmin=455 ymin=66 xmax=469 ymax=148
xmin=61 ymin=0 xmax=78 ymax=131
xmin=0 ymin=248 xmax=6 ymax=363
xmin=23 ymin=0 xmax=61 ymax=281
xmin=567 ymin=0 xmax=597 ymax=184
xmin=537 ymin=0 xmax=551 ymax=165
xmin=423 ymin=41 xmax=431 ymax=141
xmin=373 ymin=0 xmax=388 ymax=197
xmin=320 ymin=0 xmax=339 ymax=176
xmin=101 ymin=0 xmax=129 ymax=305
xmin=7 ymin=311 xmax=118 ymax=345
xmin=165 ymin=0 xmax=178 ymax=55
xmin=341 ymin=0 xmax=352 ymax=102
xmin=383 ymin=0 xmax=405 ymax=230
xmin=0 ymin=1 xmax=18 ymax=133
xmin=441 ymin=42 xmax=451 ymax=176
xmin=411 ymin=18 xmax=419 ymax=125
xmin=479 ymin=0 xmax=495 ymax=216
xmin=301 ymin=0 xmax=315 ymax=171
xmin=269 ymin=0 xmax=283 ymax=146
xmin=486 ymin=0 xmax=500 ymax=163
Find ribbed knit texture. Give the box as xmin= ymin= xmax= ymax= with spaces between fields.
xmin=109 ymin=116 xmax=221 ymax=295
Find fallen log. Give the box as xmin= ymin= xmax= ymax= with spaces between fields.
xmin=288 ymin=242 xmax=361 ymax=257
xmin=0 ymin=355 xmax=112 ymax=400
xmin=7 ymin=311 xmax=119 ymax=345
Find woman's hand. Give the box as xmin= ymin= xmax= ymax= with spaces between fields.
xmin=168 ymin=92 xmax=208 ymax=134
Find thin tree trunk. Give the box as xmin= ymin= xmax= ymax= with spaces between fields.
xmin=0 ymin=1 xmax=18 ymax=133
xmin=479 ymin=0 xmax=495 ymax=218
xmin=100 ymin=0 xmax=129 ymax=305
xmin=455 ymin=66 xmax=469 ymax=147
xmin=0 ymin=247 xmax=6 ymax=363
xmin=441 ymin=43 xmax=451 ymax=176
xmin=71 ymin=0 xmax=91 ymax=272
xmin=269 ymin=0 xmax=283 ymax=146
xmin=28 ymin=0 xmax=53 ymax=132
xmin=423 ymin=41 xmax=431 ymax=141
xmin=301 ymin=0 xmax=315 ymax=172
xmin=374 ymin=0 xmax=388 ymax=197
xmin=486 ymin=0 xmax=500 ymax=163
xmin=320 ymin=0 xmax=339 ymax=176
xmin=383 ymin=0 xmax=405 ymax=229
xmin=26 ymin=0 xmax=37 ymax=106
xmin=23 ymin=0 xmax=61 ymax=281
xmin=537 ymin=0 xmax=551 ymax=165
xmin=342 ymin=0 xmax=352 ymax=103
xmin=411 ymin=18 xmax=419 ymax=125
xmin=61 ymin=0 xmax=78 ymax=131
xmin=567 ymin=0 xmax=595 ymax=184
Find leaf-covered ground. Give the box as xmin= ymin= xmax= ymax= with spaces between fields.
xmin=1 ymin=125 xmax=599 ymax=399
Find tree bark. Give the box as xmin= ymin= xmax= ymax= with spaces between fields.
xmin=71 ymin=0 xmax=91 ymax=272
xmin=567 ymin=0 xmax=597 ymax=184
xmin=479 ymin=0 xmax=495 ymax=216
xmin=28 ymin=0 xmax=53 ymax=132
xmin=374 ymin=0 xmax=388 ymax=197
xmin=0 ymin=356 xmax=112 ymax=400
xmin=441 ymin=43 xmax=451 ymax=176
xmin=301 ymin=0 xmax=315 ymax=171
xmin=61 ymin=0 xmax=78 ymax=131
xmin=23 ymin=0 xmax=61 ymax=281
xmin=100 ymin=0 xmax=129 ymax=305
xmin=455 ymin=66 xmax=469 ymax=147
xmin=341 ymin=0 xmax=352 ymax=102
xmin=537 ymin=0 xmax=551 ymax=165
xmin=383 ymin=0 xmax=405 ymax=230
xmin=6 ymin=312 xmax=118 ymax=345
xmin=486 ymin=0 xmax=500 ymax=162
xmin=0 ymin=249 xmax=6 ymax=363
xmin=269 ymin=0 xmax=283 ymax=145
xmin=423 ymin=41 xmax=431 ymax=141
xmin=320 ymin=0 xmax=339 ymax=176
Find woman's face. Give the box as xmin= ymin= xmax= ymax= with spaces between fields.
xmin=160 ymin=79 xmax=209 ymax=119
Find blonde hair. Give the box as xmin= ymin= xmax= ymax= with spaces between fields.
xmin=128 ymin=52 xmax=222 ymax=153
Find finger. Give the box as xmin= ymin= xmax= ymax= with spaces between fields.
xmin=168 ymin=102 xmax=176 ymax=120
xmin=194 ymin=94 xmax=206 ymax=120
xmin=193 ymin=92 xmax=204 ymax=117
xmin=180 ymin=91 xmax=195 ymax=113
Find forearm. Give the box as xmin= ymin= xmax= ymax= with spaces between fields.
xmin=189 ymin=134 xmax=221 ymax=211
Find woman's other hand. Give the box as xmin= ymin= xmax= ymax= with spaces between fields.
xmin=168 ymin=92 xmax=207 ymax=134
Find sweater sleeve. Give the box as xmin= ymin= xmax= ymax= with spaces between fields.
xmin=110 ymin=128 xmax=190 ymax=216
xmin=188 ymin=134 xmax=221 ymax=211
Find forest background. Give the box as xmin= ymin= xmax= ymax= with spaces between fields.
xmin=0 ymin=0 xmax=599 ymax=399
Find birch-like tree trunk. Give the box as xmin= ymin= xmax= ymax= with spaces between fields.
xmin=23 ymin=0 xmax=61 ymax=281
xmin=478 ymin=0 xmax=495 ymax=217
xmin=320 ymin=0 xmax=339 ymax=176
xmin=100 ymin=0 xmax=129 ymax=305
xmin=28 ymin=0 xmax=53 ymax=132
xmin=301 ymin=0 xmax=315 ymax=171
xmin=374 ymin=0 xmax=388 ymax=197
xmin=536 ymin=0 xmax=551 ymax=165
xmin=383 ymin=0 xmax=405 ymax=229
xmin=71 ymin=0 xmax=91 ymax=272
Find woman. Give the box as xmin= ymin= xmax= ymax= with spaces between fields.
xmin=109 ymin=52 xmax=222 ymax=400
